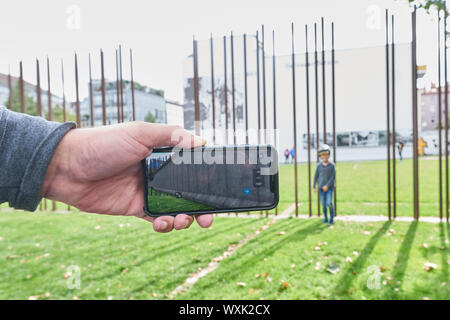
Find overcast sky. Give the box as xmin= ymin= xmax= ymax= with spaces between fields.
xmin=0 ymin=0 xmax=442 ymax=102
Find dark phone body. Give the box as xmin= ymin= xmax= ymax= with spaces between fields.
xmin=143 ymin=145 xmax=279 ymax=217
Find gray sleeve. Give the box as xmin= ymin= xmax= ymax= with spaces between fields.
xmin=326 ymin=164 xmax=336 ymax=188
xmin=0 ymin=106 xmax=76 ymax=211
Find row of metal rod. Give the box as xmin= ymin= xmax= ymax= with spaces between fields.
xmin=192 ymin=19 xmax=337 ymax=217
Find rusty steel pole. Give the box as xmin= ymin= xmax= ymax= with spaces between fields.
xmin=445 ymin=1 xmax=449 ymax=222
xmin=36 ymin=59 xmax=42 ymax=117
xmin=223 ymin=35 xmax=229 ymax=143
xmin=210 ymin=35 xmax=217 ymax=144
xmin=305 ymin=25 xmax=313 ymax=217
xmin=100 ymin=49 xmax=107 ymax=125
xmin=385 ymin=9 xmax=392 ymax=220
xmin=291 ymin=22 xmax=299 ymax=218
xmin=314 ymin=23 xmax=321 ymax=216
xmin=262 ymin=25 xmax=267 ymax=144
xmin=75 ymin=53 xmax=81 ymax=128
xmin=272 ymin=30 xmax=278 ymax=216
xmin=321 ymin=17 xmax=327 ymax=144
xmin=89 ymin=54 xmax=94 ymax=127
xmin=19 ymin=61 xmax=25 ymax=114
xmin=331 ymin=22 xmax=337 ymax=216
xmin=7 ymin=67 xmax=12 ymax=109
xmin=119 ymin=45 xmax=124 ymax=122
xmin=438 ymin=10 xmax=443 ymax=220
xmin=244 ymin=33 xmax=249 ymax=145
xmin=231 ymin=32 xmax=237 ymax=144
xmin=193 ymin=37 xmax=201 ymax=136
xmin=115 ymin=49 xmax=121 ymax=123
xmin=391 ymin=15 xmax=397 ymax=219
xmin=411 ymin=6 xmax=419 ymax=220
xmin=256 ymin=31 xmax=261 ymax=144
xmin=47 ymin=57 xmax=52 ymax=121
xmin=61 ymin=59 xmax=66 ymax=122
xmin=130 ymin=49 xmax=136 ymax=122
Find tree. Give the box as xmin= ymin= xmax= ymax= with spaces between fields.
xmin=144 ymin=111 xmax=156 ymax=123
xmin=6 ymin=81 xmax=37 ymax=115
xmin=407 ymin=0 xmax=447 ymax=14
xmin=6 ymin=81 xmax=76 ymax=123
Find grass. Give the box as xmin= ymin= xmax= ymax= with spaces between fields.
xmin=275 ymin=157 xmax=446 ymax=217
xmin=147 ymin=193 xmax=214 ymax=214
xmin=180 ymin=218 xmax=450 ymax=300
xmin=0 ymin=211 xmax=267 ymax=299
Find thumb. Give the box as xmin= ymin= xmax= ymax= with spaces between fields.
xmin=126 ymin=122 xmax=206 ymax=150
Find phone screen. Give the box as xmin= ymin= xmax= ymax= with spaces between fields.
xmin=144 ymin=145 xmax=278 ymax=216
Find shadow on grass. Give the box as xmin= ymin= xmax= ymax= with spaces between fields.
xmin=387 ymin=221 xmax=418 ymax=299
xmin=87 ymin=218 xmax=264 ymax=283
xmin=332 ymin=220 xmax=392 ymax=297
xmin=178 ymin=219 xmax=329 ymax=294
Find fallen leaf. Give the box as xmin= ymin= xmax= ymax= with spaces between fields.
xmin=249 ymin=288 xmax=254 ymax=294
xmin=421 ymin=243 xmax=429 ymax=248
xmin=380 ymin=265 xmax=388 ymax=272
xmin=237 ymin=282 xmax=246 ymax=287
xmin=280 ymin=280 xmax=291 ymax=290
xmin=424 ymin=262 xmax=437 ymax=272
xmin=278 ymin=231 xmax=286 ymax=235
xmin=326 ymin=263 xmax=340 ymax=274
xmin=345 ymin=257 xmax=353 ymax=263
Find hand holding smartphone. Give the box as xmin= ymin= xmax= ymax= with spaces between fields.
xmin=143 ymin=145 xmax=279 ymax=217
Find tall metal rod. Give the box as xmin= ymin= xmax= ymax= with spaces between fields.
xmin=321 ymin=17 xmax=327 ymax=144
xmin=445 ymin=1 xmax=449 ymax=222
xmin=391 ymin=15 xmax=397 ymax=219
xmin=19 ymin=61 xmax=25 ymax=114
xmin=262 ymin=25 xmax=267 ymax=143
xmin=411 ymin=6 xmax=419 ymax=220
xmin=7 ymin=66 xmax=12 ymax=110
xmin=331 ymin=22 xmax=337 ymax=216
xmin=243 ymin=33 xmax=249 ymax=144
xmin=305 ymin=25 xmax=312 ymax=217
xmin=256 ymin=31 xmax=261 ymax=144
xmin=272 ymin=29 xmax=278 ymax=216
xmin=100 ymin=49 xmax=107 ymax=125
xmin=36 ymin=59 xmax=42 ymax=117
xmin=385 ymin=9 xmax=392 ymax=220
xmin=75 ymin=53 xmax=81 ymax=128
xmin=61 ymin=59 xmax=66 ymax=122
xmin=223 ymin=35 xmax=229 ymax=143
xmin=119 ymin=45 xmax=124 ymax=122
xmin=291 ymin=22 xmax=299 ymax=218
xmin=193 ymin=37 xmax=201 ymax=136
xmin=115 ymin=49 xmax=121 ymax=124
xmin=89 ymin=53 xmax=94 ymax=127
xmin=130 ymin=48 xmax=136 ymax=121
xmin=231 ymin=32 xmax=237 ymax=144
xmin=438 ymin=10 xmax=443 ymax=220
xmin=47 ymin=57 xmax=52 ymax=121
xmin=314 ymin=23 xmax=321 ymax=216
xmin=210 ymin=35 xmax=216 ymax=144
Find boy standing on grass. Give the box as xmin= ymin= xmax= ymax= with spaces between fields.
xmin=313 ymin=144 xmax=336 ymax=225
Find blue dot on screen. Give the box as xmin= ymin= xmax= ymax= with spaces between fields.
xmin=243 ymin=188 xmax=250 ymax=195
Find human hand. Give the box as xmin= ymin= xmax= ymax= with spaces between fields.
xmin=313 ymin=188 xmax=317 ymax=193
xmin=41 ymin=122 xmax=213 ymax=233
xmin=322 ymin=186 xmax=328 ymax=192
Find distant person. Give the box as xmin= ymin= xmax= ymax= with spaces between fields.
xmin=0 ymin=106 xmax=213 ymax=233
xmin=397 ymin=138 xmax=404 ymax=161
xmin=313 ymin=144 xmax=336 ymax=226
xmin=290 ymin=147 xmax=295 ymax=163
xmin=284 ymin=148 xmax=290 ymax=164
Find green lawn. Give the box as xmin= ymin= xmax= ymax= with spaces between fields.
xmin=0 ymin=211 xmax=448 ymax=300
xmin=275 ymin=157 xmax=446 ymax=217
xmin=0 ymin=211 xmax=267 ymax=299
xmin=181 ymin=218 xmax=450 ymax=300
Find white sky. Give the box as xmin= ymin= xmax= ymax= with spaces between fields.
xmin=0 ymin=0 xmax=443 ymax=102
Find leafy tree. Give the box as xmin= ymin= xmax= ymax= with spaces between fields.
xmin=144 ymin=111 xmax=156 ymax=123
xmin=407 ymin=0 xmax=448 ymax=14
xmin=6 ymin=81 xmax=76 ymax=123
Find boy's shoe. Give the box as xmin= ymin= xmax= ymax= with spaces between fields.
xmin=328 ymin=221 xmax=334 ymax=226
xmin=322 ymin=219 xmax=328 ymax=224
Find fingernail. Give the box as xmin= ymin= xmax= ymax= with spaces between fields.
xmin=158 ymin=221 xmax=168 ymax=231
xmin=183 ymin=219 xmax=190 ymax=229
xmin=194 ymin=135 xmax=206 ymax=145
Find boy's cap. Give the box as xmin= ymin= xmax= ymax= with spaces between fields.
xmin=318 ymin=144 xmax=331 ymax=155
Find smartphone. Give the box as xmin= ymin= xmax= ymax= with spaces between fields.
xmin=143 ymin=145 xmax=279 ymax=217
